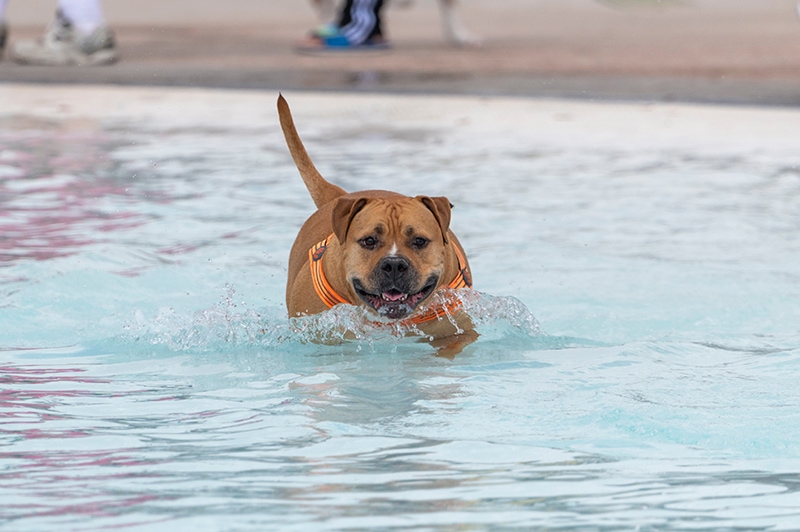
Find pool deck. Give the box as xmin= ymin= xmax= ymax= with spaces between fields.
xmin=1 ymin=0 xmax=800 ymax=106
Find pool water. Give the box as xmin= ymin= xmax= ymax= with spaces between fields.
xmin=2 ymin=85 xmax=800 ymax=530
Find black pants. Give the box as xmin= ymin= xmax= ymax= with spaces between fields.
xmin=338 ymin=0 xmax=384 ymax=44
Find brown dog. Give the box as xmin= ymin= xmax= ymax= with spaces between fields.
xmin=277 ymin=95 xmax=477 ymax=355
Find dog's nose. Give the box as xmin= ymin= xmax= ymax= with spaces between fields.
xmin=380 ymin=256 xmax=409 ymax=276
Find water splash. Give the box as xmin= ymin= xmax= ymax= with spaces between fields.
xmin=122 ymin=286 xmax=542 ymax=354
xmin=122 ymin=285 xmax=285 ymax=352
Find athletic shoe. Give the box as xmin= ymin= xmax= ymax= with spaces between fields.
xmin=296 ymin=28 xmax=390 ymax=53
xmin=11 ymin=10 xmax=117 ymax=66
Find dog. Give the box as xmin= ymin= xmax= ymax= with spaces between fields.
xmin=310 ymin=0 xmax=481 ymax=47
xmin=277 ymin=95 xmax=477 ymax=356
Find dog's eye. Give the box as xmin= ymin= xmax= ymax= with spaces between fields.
xmin=411 ymin=237 xmax=429 ymax=249
xmin=359 ymin=236 xmax=378 ymax=250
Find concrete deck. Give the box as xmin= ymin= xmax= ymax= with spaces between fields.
xmin=2 ymin=0 xmax=800 ymax=105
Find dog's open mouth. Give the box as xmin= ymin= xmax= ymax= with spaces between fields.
xmin=353 ymin=278 xmax=437 ymax=320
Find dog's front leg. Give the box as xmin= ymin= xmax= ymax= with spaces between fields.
xmin=429 ymin=329 xmax=479 ymax=359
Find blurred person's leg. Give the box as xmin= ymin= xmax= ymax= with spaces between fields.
xmin=0 ymin=0 xmax=8 ymax=55
xmin=299 ymin=0 xmax=386 ymax=50
xmin=339 ymin=0 xmax=384 ymax=45
xmin=10 ymin=0 xmax=117 ymax=66
xmin=58 ymin=0 xmax=105 ymax=34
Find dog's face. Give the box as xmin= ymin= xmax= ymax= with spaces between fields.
xmin=332 ymin=195 xmax=452 ymax=320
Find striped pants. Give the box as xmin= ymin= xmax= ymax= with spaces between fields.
xmin=338 ymin=0 xmax=385 ymax=45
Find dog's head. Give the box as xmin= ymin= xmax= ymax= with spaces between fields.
xmin=332 ymin=195 xmax=452 ymax=320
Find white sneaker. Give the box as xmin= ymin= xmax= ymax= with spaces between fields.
xmin=11 ymin=11 xmax=117 ymax=66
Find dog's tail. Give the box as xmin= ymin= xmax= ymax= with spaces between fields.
xmin=277 ymin=94 xmax=347 ymax=209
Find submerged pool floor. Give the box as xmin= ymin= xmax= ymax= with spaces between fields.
xmin=2 ymin=85 xmax=800 ymax=530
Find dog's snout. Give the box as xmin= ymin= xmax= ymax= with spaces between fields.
xmin=380 ymin=256 xmax=409 ymax=276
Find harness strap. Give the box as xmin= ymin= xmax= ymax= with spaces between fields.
xmin=308 ymin=233 xmax=472 ymax=325
xmin=309 ymin=234 xmax=350 ymax=308
xmin=447 ymin=243 xmax=472 ymax=291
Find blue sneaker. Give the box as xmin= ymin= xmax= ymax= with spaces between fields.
xmin=296 ymin=27 xmax=390 ymax=53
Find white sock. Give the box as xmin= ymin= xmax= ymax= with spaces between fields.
xmin=58 ymin=0 xmax=106 ymax=34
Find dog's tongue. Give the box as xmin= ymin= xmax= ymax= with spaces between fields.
xmin=382 ymin=290 xmax=406 ymax=302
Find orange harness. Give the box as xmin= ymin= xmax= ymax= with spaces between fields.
xmin=309 ymin=234 xmax=472 ymax=326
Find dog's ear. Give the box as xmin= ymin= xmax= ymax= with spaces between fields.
xmin=416 ymin=196 xmax=452 ymax=245
xmin=332 ymin=197 xmax=369 ymax=245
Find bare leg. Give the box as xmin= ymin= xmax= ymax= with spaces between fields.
xmin=438 ymin=0 xmax=482 ymax=46
xmin=312 ymin=0 xmax=339 ymax=25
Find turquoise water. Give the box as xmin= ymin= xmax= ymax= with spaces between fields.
xmin=2 ymin=87 xmax=800 ymax=530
